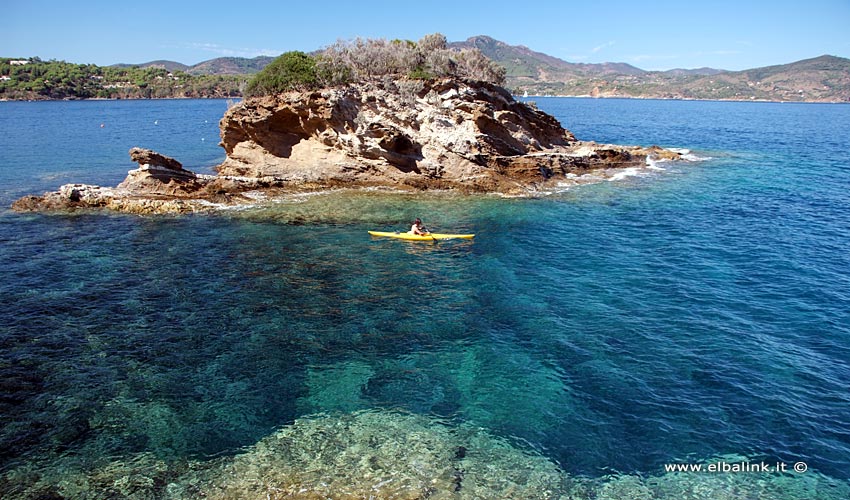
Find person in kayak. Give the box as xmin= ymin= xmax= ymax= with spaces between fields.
xmin=410 ymin=218 xmax=430 ymax=235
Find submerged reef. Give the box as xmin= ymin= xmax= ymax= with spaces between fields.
xmin=2 ymin=409 xmax=848 ymax=499
xmin=12 ymin=78 xmax=682 ymax=214
xmin=184 ymin=410 xmax=570 ymax=498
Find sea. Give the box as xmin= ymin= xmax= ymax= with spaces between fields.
xmin=0 ymin=96 xmax=848 ymax=499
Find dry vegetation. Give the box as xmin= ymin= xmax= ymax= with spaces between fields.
xmin=246 ymin=33 xmax=506 ymax=96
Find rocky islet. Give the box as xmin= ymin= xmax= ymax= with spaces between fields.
xmin=13 ymin=77 xmax=682 ymax=214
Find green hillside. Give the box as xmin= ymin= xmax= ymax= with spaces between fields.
xmin=1 ymin=57 xmax=245 ymax=100
xmin=188 ymin=56 xmax=275 ymax=75
xmin=3 ymin=39 xmax=849 ymax=102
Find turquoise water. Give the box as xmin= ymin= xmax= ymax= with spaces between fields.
xmin=1 ymin=98 xmax=849 ymax=498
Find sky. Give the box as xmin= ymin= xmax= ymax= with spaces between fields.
xmin=6 ymin=0 xmax=850 ymax=71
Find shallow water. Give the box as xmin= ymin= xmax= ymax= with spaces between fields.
xmin=1 ymin=97 xmax=849 ymax=498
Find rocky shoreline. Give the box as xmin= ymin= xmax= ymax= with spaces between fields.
xmin=12 ymin=78 xmax=683 ymax=215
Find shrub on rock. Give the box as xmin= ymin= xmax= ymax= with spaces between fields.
xmin=246 ymin=51 xmax=319 ymax=96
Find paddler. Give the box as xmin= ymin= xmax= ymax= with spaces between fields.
xmin=410 ymin=218 xmax=430 ymax=235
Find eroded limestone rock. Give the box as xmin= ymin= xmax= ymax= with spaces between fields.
xmin=12 ymin=78 xmax=683 ymax=214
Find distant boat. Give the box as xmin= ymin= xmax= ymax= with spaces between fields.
xmin=523 ymin=90 xmax=529 ymax=98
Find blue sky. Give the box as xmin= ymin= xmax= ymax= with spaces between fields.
xmin=6 ymin=0 xmax=850 ymax=71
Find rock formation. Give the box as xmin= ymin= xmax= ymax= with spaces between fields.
xmin=218 ymin=78 xmax=679 ymax=193
xmin=11 ymin=148 xmax=281 ymax=214
xmin=13 ymin=78 xmax=682 ymax=214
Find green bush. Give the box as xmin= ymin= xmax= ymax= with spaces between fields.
xmin=408 ymin=66 xmax=434 ymax=80
xmin=245 ymin=51 xmax=318 ymax=96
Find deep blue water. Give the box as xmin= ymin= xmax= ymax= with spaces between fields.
xmin=1 ymin=97 xmax=849 ymax=497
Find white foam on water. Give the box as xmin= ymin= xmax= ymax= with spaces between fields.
xmin=682 ymin=152 xmax=712 ymax=161
xmin=669 ymin=147 xmax=713 ymax=162
xmin=607 ymin=167 xmax=643 ymax=182
xmin=645 ymin=156 xmax=666 ymax=171
xmin=535 ymin=171 xmax=614 ymax=195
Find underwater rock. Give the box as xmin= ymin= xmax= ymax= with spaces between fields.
xmin=3 ymin=411 xmax=849 ymax=499
xmin=181 ymin=409 xmax=571 ymax=499
xmin=591 ymin=456 xmax=850 ymax=500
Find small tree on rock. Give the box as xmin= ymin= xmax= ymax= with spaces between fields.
xmin=245 ymin=51 xmax=318 ymax=96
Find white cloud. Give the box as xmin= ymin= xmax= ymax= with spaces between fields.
xmin=592 ymin=40 xmax=616 ymax=53
xmin=187 ymin=42 xmax=281 ymax=58
xmin=557 ymin=41 xmax=614 ymax=62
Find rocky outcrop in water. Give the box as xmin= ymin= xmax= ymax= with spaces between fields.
xmin=12 ymin=78 xmax=682 ymax=214
xmin=218 ymin=78 xmax=679 ymax=193
xmin=12 ymin=146 xmax=291 ymax=214
xmin=11 ymin=147 xmax=282 ymax=214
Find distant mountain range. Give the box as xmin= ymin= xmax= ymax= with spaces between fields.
xmin=449 ymin=36 xmax=850 ymax=102
xmin=113 ymin=56 xmax=275 ymax=76
xmin=109 ymin=35 xmax=850 ymax=102
xmin=448 ymin=36 xmax=733 ymax=78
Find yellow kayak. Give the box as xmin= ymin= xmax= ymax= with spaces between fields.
xmin=368 ymin=231 xmax=474 ymax=241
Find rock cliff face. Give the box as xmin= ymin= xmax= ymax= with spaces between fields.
xmin=13 ymin=78 xmax=681 ymax=214
xmin=217 ymin=78 xmax=677 ymax=193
